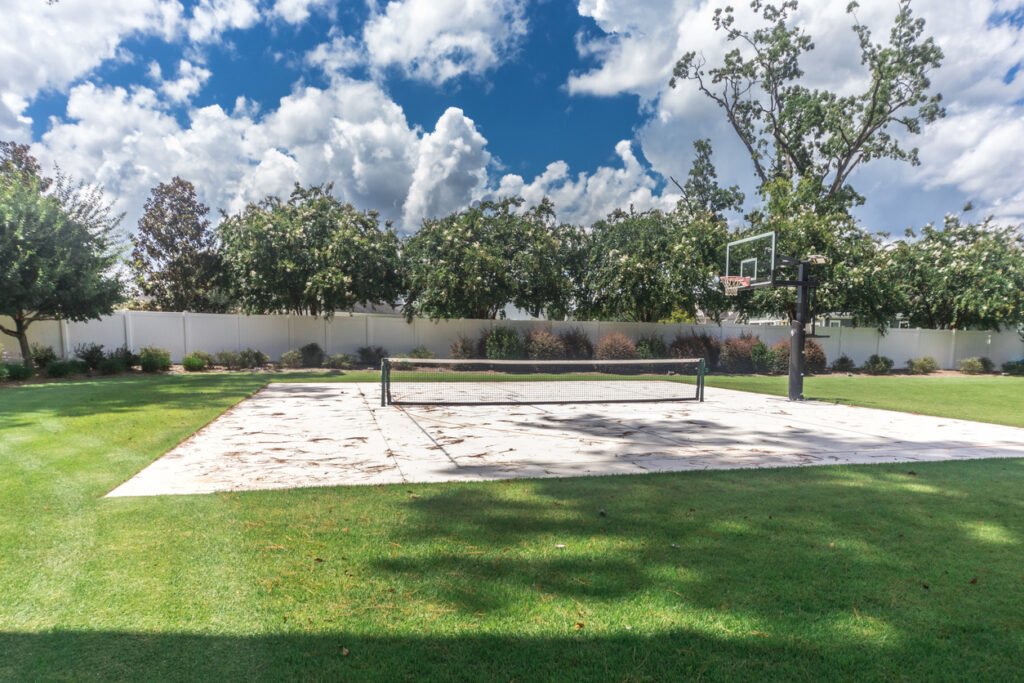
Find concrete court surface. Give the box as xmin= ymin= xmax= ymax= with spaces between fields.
xmin=106 ymin=382 xmax=1024 ymax=497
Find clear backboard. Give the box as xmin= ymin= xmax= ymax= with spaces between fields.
xmin=725 ymin=231 xmax=776 ymax=290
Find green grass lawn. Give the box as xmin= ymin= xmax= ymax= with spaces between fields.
xmin=2 ymin=373 xmax=1023 ymax=680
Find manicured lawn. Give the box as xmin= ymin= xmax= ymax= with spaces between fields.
xmin=705 ymin=374 xmax=1024 ymax=427
xmin=1 ymin=373 xmax=1023 ymax=679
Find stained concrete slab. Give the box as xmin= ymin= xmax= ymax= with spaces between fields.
xmin=106 ymin=382 xmax=1024 ymax=497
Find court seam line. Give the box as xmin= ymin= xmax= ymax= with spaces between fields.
xmin=357 ymin=385 xmax=409 ymax=483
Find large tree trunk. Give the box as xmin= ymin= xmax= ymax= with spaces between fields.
xmin=14 ymin=314 xmax=33 ymax=365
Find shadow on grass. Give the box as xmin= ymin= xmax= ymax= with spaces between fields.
xmin=0 ymin=625 xmax=971 ymax=681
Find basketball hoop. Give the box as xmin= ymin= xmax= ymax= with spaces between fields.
xmin=721 ymin=275 xmax=750 ymax=296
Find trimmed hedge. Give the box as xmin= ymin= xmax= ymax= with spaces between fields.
xmin=484 ymin=327 xmax=525 ymax=360
xmin=636 ymin=335 xmax=667 ymax=359
xmin=770 ymin=340 xmax=827 ymax=375
xmin=5 ymin=363 xmax=35 ymax=381
xmin=719 ymin=335 xmax=759 ymax=374
xmin=558 ymin=328 xmax=594 ymax=360
xmin=862 ymin=354 xmax=894 ymax=375
xmin=139 ymin=347 xmax=172 ymax=373
xmin=907 ymin=357 xmax=939 ymax=375
xmin=450 ymin=335 xmax=476 ymax=360
xmin=525 ymin=331 xmax=566 ymax=360
xmin=669 ymin=332 xmax=721 ymax=370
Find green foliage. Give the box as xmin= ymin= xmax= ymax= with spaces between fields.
xmin=449 ymin=335 xmax=476 ymax=360
xmin=577 ymin=207 xmax=728 ymax=322
xmin=4 ymin=362 xmax=34 ymax=380
xmin=669 ymin=332 xmax=722 ymax=370
xmin=558 ymin=328 xmax=594 ymax=360
xmin=215 ymin=350 xmax=242 ymax=370
xmin=219 ymin=183 xmax=402 ymax=316
xmin=74 ymin=342 xmax=105 ymax=370
xmin=719 ymin=335 xmax=760 ymax=373
xmin=279 ymin=350 xmax=303 ymax=369
xmin=770 ymin=339 xmax=828 ymax=375
xmin=357 ymin=346 xmax=388 ymax=366
xmin=957 ymin=357 xmax=994 ymax=375
xmin=525 ymin=331 xmax=566 ymax=361
xmin=907 ymin=357 xmax=940 ymax=375
xmin=0 ymin=152 xmax=124 ymax=361
xmin=886 ymin=215 xmax=1024 ymax=331
xmin=182 ymin=353 xmax=208 ymax=372
xmin=484 ymin=327 xmax=525 ymax=360
xmin=1002 ymin=360 xmax=1024 ymax=376
xmin=325 ymin=353 xmax=356 ymax=370
xmin=189 ymin=351 xmax=216 ymax=368
xmin=97 ymin=357 xmax=126 ymax=375
xmin=595 ymin=333 xmax=638 ymax=360
xmin=107 ymin=345 xmax=139 ymax=368
xmin=831 ymin=355 xmax=857 ymax=373
xmin=408 ymin=346 xmax=436 ymax=360
xmin=671 ymin=0 xmax=944 ymax=209
xmin=130 ymin=177 xmax=227 ymax=312
xmin=44 ymin=360 xmax=74 ymax=378
xmin=0 ymin=364 xmax=7 ymax=382
xmin=635 ymin=335 xmax=667 ymax=359
xmin=404 ymin=198 xmax=582 ymax=321
xmin=241 ymin=348 xmax=269 ymax=368
xmin=138 ymin=347 xmax=172 ymax=373
xmin=299 ymin=343 xmax=324 ymax=368
xmin=862 ymin=354 xmax=894 ymax=375
xmin=750 ymin=342 xmax=774 ymax=373
xmin=29 ymin=343 xmax=57 ymax=369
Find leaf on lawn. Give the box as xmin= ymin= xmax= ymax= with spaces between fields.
xmin=906 ymin=471 xmax=917 ymax=476
xmin=341 ymin=647 xmax=349 ymax=656
xmin=574 ymin=621 xmax=584 ymax=629
xmin=829 ymin=542 xmax=836 ymax=548
xmin=555 ymin=544 xmax=566 ymax=549
xmin=314 ymin=557 xmax=324 ymax=563
xmin=922 ymin=583 xmax=930 ymax=590
xmin=970 ymin=577 xmax=978 ymax=584
xmin=671 ymin=543 xmax=680 ymax=549
xmin=409 ymin=494 xmax=421 ymax=499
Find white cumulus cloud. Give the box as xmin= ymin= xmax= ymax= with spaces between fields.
xmin=187 ymin=0 xmax=261 ymax=43
xmin=363 ymin=0 xmax=528 ymax=84
xmin=271 ymin=0 xmax=333 ymax=24
xmin=159 ymin=60 xmax=213 ymax=103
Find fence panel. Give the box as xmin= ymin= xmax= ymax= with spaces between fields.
xmin=239 ymin=315 xmax=290 ymax=361
xmin=185 ymin=313 xmax=238 ymax=355
xmin=66 ymin=313 xmax=127 ymax=357
xmin=128 ymin=311 xmax=186 ymax=361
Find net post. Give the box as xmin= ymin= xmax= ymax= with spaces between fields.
xmin=698 ymin=358 xmax=705 ymax=402
xmin=380 ymin=357 xmax=388 ymax=406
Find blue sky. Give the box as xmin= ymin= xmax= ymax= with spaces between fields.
xmin=3 ymin=0 xmax=1023 ymax=234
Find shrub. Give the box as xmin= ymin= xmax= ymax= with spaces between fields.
xmin=280 ymin=349 xmax=303 ymax=368
xmin=636 ymin=335 xmax=667 ymax=359
xmin=769 ymin=340 xmax=828 ymax=375
xmin=958 ymin=357 xmax=987 ymax=375
xmin=0 ymin=364 xmax=8 ymax=382
xmin=485 ymin=327 xmax=525 ymax=360
xmin=907 ymin=356 xmax=939 ymax=375
xmin=391 ymin=354 xmax=414 ymax=371
xmin=215 ymin=350 xmax=243 ymax=370
xmin=139 ymin=346 xmax=172 ymax=373
xmin=74 ymin=342 xmax=105 ymax=370
xmin=325 ymin=353 xmax=356 ymax=369
xmin=1003 ymin=360 xmax=1024 ymax=376
xmin=189 ymin=351 xmax=216 ymax=368
xmin=669 ymin=332 xmax=722 ymax=370
xmin=107 ymin=345 xmax=139 ymax=368
xmin=408 ymin=346 xmax=436 ymax=360
xmin=595 ymin=333 xmax=638 ymax=360
xmin=300 ymin=343 xmax=324 ymax=368
xmin=182 ymin=352 xmax=208 ymax=372
xmin=450 ymin=335 xmax=476 ymax=359
xmin=831 ymin=355 xmax=856 ymax=373
xmin=97 ymin=357 xmax=127 ymax=375
xmin=5 ymin=362 xmax=35 ymax=381
xmin=558 ymin=328 xmax=594 ymax=360
xmin=44 ymin=360 xmax=72 ymax=378
xmin=525 ymin=331 xmax=566 ymax=360
xmin=30 ymin=343 xmax=58 ymax=369
xmin=357 ymin=345 xmax=389 ymax=366
xmin=862 ymin=354 xmax=894 ymax=375
xmin=750 ymin=342 xmax=774 ymax=373
xmin=719 ymin=335 xmax=760 ymax=373
xmin=240 ymin=348 xmax=269 ymax=369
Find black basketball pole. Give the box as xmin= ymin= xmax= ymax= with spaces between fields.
xmin=788 ymin=261 xmax=809 ymax=401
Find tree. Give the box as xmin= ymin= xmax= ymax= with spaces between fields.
xmin=0 ymin=159 xmax=123 ymax=362
xmin=218 ymin=183 xmax=402 ymax=316
xmin=577 ymin=207 xmax=729 ymax=323
xmin=676 ymin=139 xmax=745 ymax=220
xmin=671 ymin=0 xmax=944 ymax=209
xmin=130 ymin=177 xmax=226 ymax=312
xmin=730 ymin=177 xmax=896 ymax=329
xmin=885 ymin=215 xmax=1024 ymax=330
xmin=402 ymin=197 xmax=582 ymax=320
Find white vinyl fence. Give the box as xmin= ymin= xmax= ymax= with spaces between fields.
xmin=2 ymin=311 xmax=1022 ymax=369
